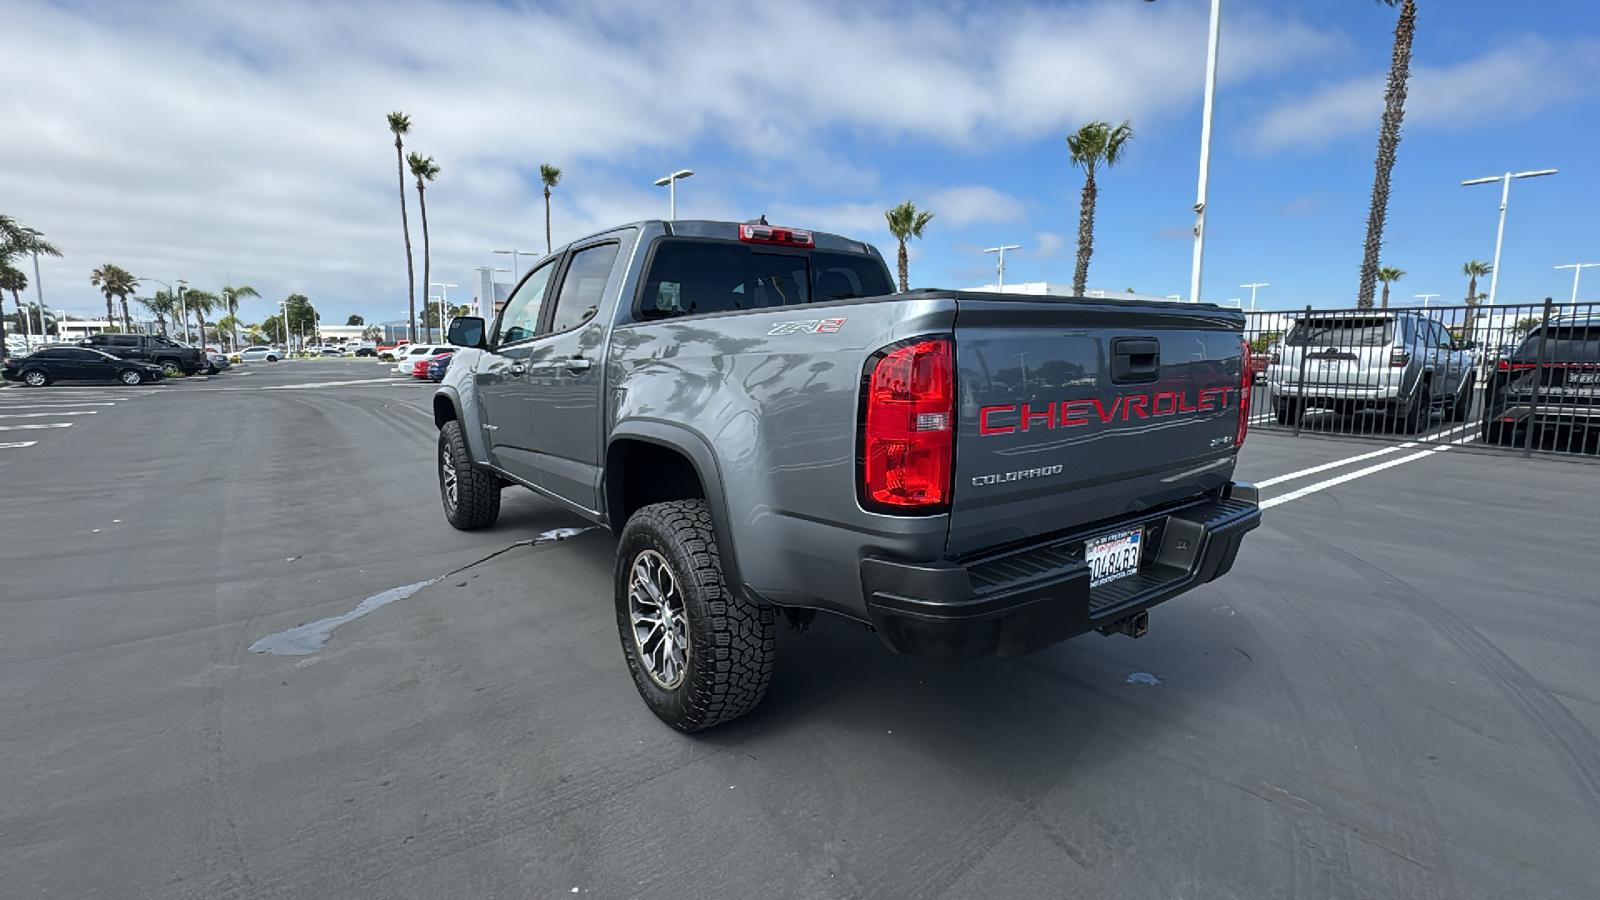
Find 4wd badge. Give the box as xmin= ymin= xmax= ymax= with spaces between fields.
xmin=767 ymin=318 xmax=845 ymax=336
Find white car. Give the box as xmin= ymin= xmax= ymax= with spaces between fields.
xmin=239 ymin=346 xmax=283 ymax=362
xmin=394 ymin=345 xmax=456 ymax=375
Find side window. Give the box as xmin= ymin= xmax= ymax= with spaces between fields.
xmin=110 ymin=335 xmax=139 ymax=347
xmin=495 ymin=261 xmax=556 ymax=346
xmin=547 ymin=243 xmax=620 ymax=335
xmin=1426 ymin=321 xmax=1448 ymax=349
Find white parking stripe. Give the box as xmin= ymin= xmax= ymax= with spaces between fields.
xmin=0 ymin=411 xmax=99 ymax=418
xmin=0 ymin=441 xmax=39 ymax=449
xmin=0 ymin=402 xmax=118 ymax=409
xmin=1261 ymin=446 xmax=1449 ymax=510
xmin=1255 ymin=445 xmax=1405 ymax=488
xmin=0 ymin=422 xmax=73 ymax=430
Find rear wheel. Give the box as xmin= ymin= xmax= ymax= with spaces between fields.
xmin=1273 ymin=398 xmax=1301 ymax=426
xmin=22 ymin=369 xmax=49 ymax=387
xmin=119 ymin=369 xmax=144 ymax=385
xmin=438 ymin=420 xmax=500 ymax=529
xmin=615 ymin=500 xmax=775 ymax=732
xmin=1445 ymin=375 xmax=1474 ymax=422
xmin=1397 ymin=383 xmax=1432 ymax=434
xmin=159 ymin=359 xmax=184 ymax=377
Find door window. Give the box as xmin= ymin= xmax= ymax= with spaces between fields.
xmin=495 ymin=261 xmax=557 ymax=346
xmin=546 ymin=243 xmax=620 ymax=335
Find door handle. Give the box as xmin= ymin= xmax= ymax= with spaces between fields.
xmin=510 ymin=365 xmax=526 ymax=376
xmin=563 ymin=357 xmax=592 ymax=372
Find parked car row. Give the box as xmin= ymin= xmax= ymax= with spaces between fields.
xmin=3 ymin=345 xmax=172 ymax=386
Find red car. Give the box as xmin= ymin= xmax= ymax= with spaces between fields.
xmin=411 ymin=357 xmax=432 ymax=378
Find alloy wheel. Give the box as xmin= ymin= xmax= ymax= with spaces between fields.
xmin=440 ymin=443 xmax=458 ymax=513
xmin=628 ymin=550 xmax=691 ymax=690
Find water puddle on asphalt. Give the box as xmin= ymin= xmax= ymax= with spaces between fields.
xmin=250 ymin=527 xmax=596 ymax=656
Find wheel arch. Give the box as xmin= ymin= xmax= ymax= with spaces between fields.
xmin=606 ymin=423 xmax=754 ymax=606
xmin=432 ymin=387 xmax=491 ymax=466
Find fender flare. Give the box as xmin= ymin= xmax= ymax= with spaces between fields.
xmin=606 ymin=419 xmax=755 ymax=606
xmin=431 ymin=386 xmax=492 ymax=465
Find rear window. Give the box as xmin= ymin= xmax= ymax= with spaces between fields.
xmin=1286 ymin=317 xmax=1395 ymax=347
xmin=1514 ymin=325 xmax=1600 ymax=364
xmin=639 ymin=241 xmax=892 ymax=320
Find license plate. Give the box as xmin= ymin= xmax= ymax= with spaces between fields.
xmin=1086 ymin=528 xmax=1143 ymax=587
xmin=1570 ymin=372 xmax=1600 ymax=385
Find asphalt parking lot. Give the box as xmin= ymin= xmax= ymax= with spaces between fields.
xmin=2 ymin=360 xmax=1597 ymax=899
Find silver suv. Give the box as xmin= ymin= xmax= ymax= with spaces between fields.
xmin=1266 ymin=311 xmax=1475 ymax=432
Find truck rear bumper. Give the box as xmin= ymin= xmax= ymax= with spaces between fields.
xmin=860 ymin=486 xmax=1261 ymax=658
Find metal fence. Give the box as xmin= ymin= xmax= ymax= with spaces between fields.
xmin=1243 ymin=300 xmax=1599 ymax=458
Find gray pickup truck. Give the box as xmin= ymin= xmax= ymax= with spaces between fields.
xmin=435 ymin=219 xmax=1261 ymax=731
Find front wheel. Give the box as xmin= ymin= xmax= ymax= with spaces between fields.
xmin=22 ymin=369 xmax=50 ymax=387
xmin=615 ymin=500 xmax=776 ymax=732
xmin=119 ymin=369 xmax=144 ymax=385
xmin=438 ymin=420 xmax=500 ymax=530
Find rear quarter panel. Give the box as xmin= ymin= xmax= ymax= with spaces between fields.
xmin=606 ymin=295 xmax=955 ymax=619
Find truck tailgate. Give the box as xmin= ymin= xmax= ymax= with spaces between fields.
xmin=947 ymin=296 xmax=1246 ymax=559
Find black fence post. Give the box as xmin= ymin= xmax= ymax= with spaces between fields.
xmin=1523 ymin=298 xmax=1554 ymax=459
xmin=1292 ymin=305 xmax=1312 ymax=438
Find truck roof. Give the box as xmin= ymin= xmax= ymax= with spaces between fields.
xmin=562 ymin=219 xmax=883 ymax=259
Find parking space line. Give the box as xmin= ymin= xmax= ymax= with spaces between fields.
xmin=1255 ymin=445 xmax=1405 ymax=488
xmin=1261 ymin=446 xmax=1449 ymax=510
xmin=0 ymin=441 xmax=39 ymax=449
xmin=0 ymin=423 xmax=73 ymax=431
xmin=0 ymin=402 xmax=118 ymax=409
xmin=0 ymin=411 xmax=99 ymax=418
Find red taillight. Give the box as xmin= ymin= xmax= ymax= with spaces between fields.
xmin=1237 ymin=341 xmax=1252 ymax=448
xmin=861 ymin=338 xmax=954 ymax=511
xmin=739 ymin=223 xmax=814 ymax=247
xmin=1390 ymin=348 xmax=1410 ymax=368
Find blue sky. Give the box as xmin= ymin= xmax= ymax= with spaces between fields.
xmin=4 ymin=0 xmax=1598 ymax=324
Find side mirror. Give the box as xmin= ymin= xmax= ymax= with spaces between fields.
xmin=448 ymin=316 xmax=488 ymax=349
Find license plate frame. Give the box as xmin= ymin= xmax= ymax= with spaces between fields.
xmin=1086 ymin=527 xmax=1143 ymax=588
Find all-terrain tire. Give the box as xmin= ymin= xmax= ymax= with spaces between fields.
xmin=158 ymin=359 xmax=184 ymax=377
xmin=615 ymin=500 xmax=775 ymax=732
xmin=438 ymin=419 xmax=501 ymax=530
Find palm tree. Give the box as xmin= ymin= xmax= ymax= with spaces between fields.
xmin=184 ymin=289 xmax=219 ymax=345
xmin=540 ymin=163 xmax=563 ymax=253
xmin=1356 ymin=0 xmax=1418 ymax=310
xmin=883 ymin=201 xmax=935 ymax=292
xmin=220 ymin=284 xmax=260 ymax=351
xmin=1066 ymin=119 xmax=1134 ymax=297
xmin=1376 ymin=266 xmax=1405 ymax=309
xmin=388 ymin=111 xmax=417 ymax=342
xmin=135 ymin=290 xmax=178 ymax=334
xmin=0 ymin=217 xmax=63 ymax=350
xmin=1463 ymin=260 xmax=1492 ymax=306
xmin=90 ymin=264 xmax=138 ymax=331
xmin=1 ymin=264 xmax=28 ymax=345
xmin=407 ymin=152 xmax=441 ymax=341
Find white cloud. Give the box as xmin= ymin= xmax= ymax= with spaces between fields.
xmin=1252 ymin=37 xmax=1600 ymax=152
xmin=0 ymin=0 xmax=1340 ymax=321
xmin=1033 ymin=232 xmax=1067 ymax=260
xmin=925 ymin=187 xmax=1027 ymax=228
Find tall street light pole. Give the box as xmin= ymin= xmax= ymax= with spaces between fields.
xmin=1461 ymin=168 xmax=1557 ymax=306
xmin=1240 ymin=282 xmax=1268 ymax=311
xmin=1414 ymin=293 xmax=1440 ymax=309
xmin=653 ymin=170 xmax=694 ymax=220
xmin=1555 ymin=261 xmax=1593 ymax=302
xmin=492 ymin=249 xmax=536 ymax=284
xmin=432 ymin=281 xmax=457 ymax=341
xmin=984 ymin=245 xmax=1021 ymax=292
xmin=1191 ymin=0 xmax=1222 ymax=304
xmin=21 ymin=227 xmax=47 ymax=342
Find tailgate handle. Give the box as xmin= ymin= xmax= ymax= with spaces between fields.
xmin=1111 ymin=338 xmax=1160 ymax=384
